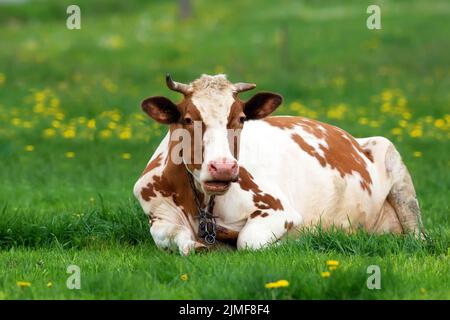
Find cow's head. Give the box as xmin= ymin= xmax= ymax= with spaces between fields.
xmin=141 ymin=74 xmax=282 ymax=195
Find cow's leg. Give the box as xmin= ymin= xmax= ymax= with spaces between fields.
xmin=373 ymin=200 xmax=403 ymax=234
xmin=237 ymin=208 xmax=302 ymax=250
xmin=384 ymin=143 xmax=425 ymax=237
xmin=150 ymin=219 xmax=206 ymax=256
xmin=359 ymin=137 xmax=424 ymax=237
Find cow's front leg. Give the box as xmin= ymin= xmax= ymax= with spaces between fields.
xmin=150 ymin=219 xmax=206 ymax=256
xmin=237 ymin=209 xmax=302 ymax=250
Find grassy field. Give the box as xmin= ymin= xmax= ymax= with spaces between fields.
xmin=0 ymin=0 xmax=449 ymax=299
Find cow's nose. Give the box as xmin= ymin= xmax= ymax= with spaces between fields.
xmin=208 ymin=160 xmax=238 ymax=181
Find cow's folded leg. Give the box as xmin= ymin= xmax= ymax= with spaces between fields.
xmin=150 ymin=220 xmax=203 ymax=255
xmin=385 ymin=143 xmax=425 ymax=238
xmin=237 ymin=211 xmax=302 ymax=250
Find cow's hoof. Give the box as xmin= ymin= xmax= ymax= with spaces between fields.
xmin=194 ymin=242 xmax=209 ymax=253
xmin=180 ymin=241 xmax=208 ymax=256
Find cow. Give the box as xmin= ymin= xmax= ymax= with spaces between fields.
xmin=133 ymin=74 xmax=424 ymax=255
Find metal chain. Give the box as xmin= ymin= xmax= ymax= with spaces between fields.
xmin=186 ymin=170 xmax=217 ymax=245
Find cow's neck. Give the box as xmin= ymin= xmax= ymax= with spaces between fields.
xmin=164 ymin=140 xmax=207 ymax=212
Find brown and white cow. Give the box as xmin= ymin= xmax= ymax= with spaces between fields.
xmin=133 ymin=74 xmax=424 ymax=255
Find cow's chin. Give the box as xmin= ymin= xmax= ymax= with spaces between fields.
xmin=202 ymin=181 xmax=232 ymax=195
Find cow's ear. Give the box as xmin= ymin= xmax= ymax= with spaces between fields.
xmin=141 ymin=96 xmax=181 ymax=124
xmin=243 ymin=92 xmax=283 ymax=120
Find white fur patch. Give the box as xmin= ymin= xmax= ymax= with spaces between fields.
xmin=190 ymin=74 xmax=237 ymax=181
xmin=190 ymin=74 xmax=235 ymax=127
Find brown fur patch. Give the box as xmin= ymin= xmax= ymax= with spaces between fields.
xmin=215 ymin=225 xmax=239 ymax=245
xmin=239 ymin=167 xmax=284 ymax=211
xmin=291 ymin=134 xmax=327 ymax=167
xmin=265 ymin=116 xmax=373 ymax=194
xmin=141 ymin=153 xmax=163 ymax=177
xmin=250 ymin=210 xmax=262 ymax=218
xmin=363 ymin=149 xmax=374 ymax=162
xmin=253 ymin=193 xmax=283 ymax=211
xmin=173 ymin=98 xmax=205 ymax=171
xmin=284 ymin=220 xmax=294 ymax=230
xmin=141 ymin=182 xmax=156 ymax=201
xmin=226 ymin=99 xmax=245 ymax=159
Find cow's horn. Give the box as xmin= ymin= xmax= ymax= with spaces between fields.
xmin=234 ymin=82 xmax=256 ymax=93
xmin=166 ymin=74 xmax=192 ymax=95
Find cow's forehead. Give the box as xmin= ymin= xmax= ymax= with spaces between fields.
xmin=190 ymin=74 xmax=235 ymax=126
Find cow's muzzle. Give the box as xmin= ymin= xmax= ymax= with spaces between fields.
xmin=204 ymin=160 xmax=239 ymax=194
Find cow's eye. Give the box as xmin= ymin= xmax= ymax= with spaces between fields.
xmin=184 ymin=117 xmax=193 ymax=125
xmin=239 ymin=115 xmax=246 ymax=124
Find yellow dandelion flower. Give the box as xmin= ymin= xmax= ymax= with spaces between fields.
xmin=133 ymin=113 xmax=146 ymax=121
xmin=327 ymin=260 xmax=339 ymax=270
xmin=382 ymin=90 xmax=393 ymax=102
xmin=50 ymin=98 xmax=60 ymax=108
xmin=65 ymin=151 xmax=75 ymax=158
xmin=107 ymin=122 xmax=117 ymax=130
xmin=16 ymin=281 xmax=32 ymax=288
xmin=0 ymin=72 xmax=6 ymax=85
xmin=402 ymin=112 xmax=412 ymax=120
xmin=100 ymin=129 xmax=112 ymax=139
xmin=381 ymin=102 xmax=392 ymax=113
xmin=87 ymin=119 xmax=96 ymax=129
xmin=265 ymin=280 xmax=289 ymax=289
xmin=327 ymin=260 xmax=339 ymax=266
xmin=358 ymin=117 xmax=369 ymax=125
xmin=11 ymin=118 xmax=21 ymax=126
xmin=43 ymin=128 xmax=56 ymax=138
xmin=413 ymin=151 xmax=422 ymax=158
xmin=33 ymin=103 xmax=45 ymax=113
xmin=327 ymin=104 xmax=347 ymax=120
xmin=391 ymin=128 xmax=402 ymax=136
xmin=34 ymin=91 xmax=46 ymax=103
xmin=119 ymin=130 xmax=132 ymax=140
xmin=52 ymin=120 xmax=61 ymax=128
xmin=25 ymin=145 xmax=34 ymax=152
xmin=180 ymin=274 xmax=188 ymax=281
xmin=111 ymin=113 xmax=121 ymax=122
xmin=321 ymin=271 xmax=330 ymax=278
xmin=121 ymin=153 xmax=131 ymax=160
xmin=398 ymin=119 xmax=408 ymax=128
xmin=63 ymin=129 xmax=76 ymax=139
xmin=434 ymin=119 xmax=445 ymax=129
xmin=289 ymin=101 xmax=302 ymax=111
xmin=47 ymin=282 xmax=53 ymax=288
xmin=445 ymin=114 xmax=450 ymax=124
xmin=409 ymin=127 xmax=423 ymax=138
xmin=420 ymin=288 xmax=426 ymax=295
xmin=55 ymin=112 xmax=65 ymax=120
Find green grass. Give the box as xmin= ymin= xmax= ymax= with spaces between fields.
xmin=0 ymin=0 xmax=449 ymax=299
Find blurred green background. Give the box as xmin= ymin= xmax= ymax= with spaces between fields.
xmin=0 ymin=0 xmax=448 ymax=299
